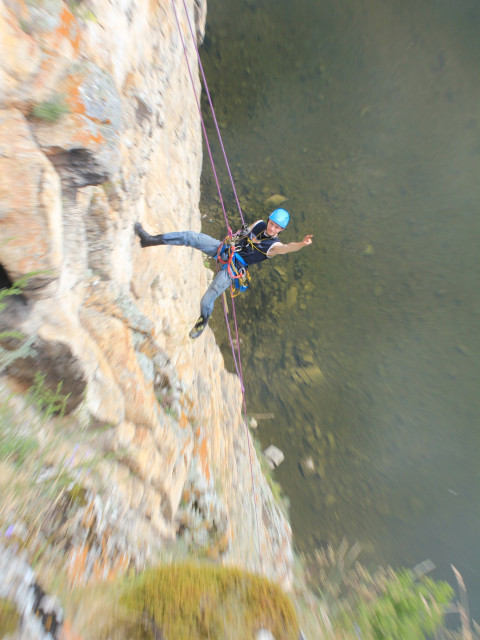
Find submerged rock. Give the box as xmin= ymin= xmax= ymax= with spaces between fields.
xmin=264 ymin=193 xmax=288 ymax=207
xmin=263 ymin=445 xmax=284 ymax=469
xmin=286 ymin=286 xmax=298 ymax=308
xmin=273 ymin=266 xmax=288 ymax=280
xmin=291 ymin=365 xmax=324 ymax=386
xmin=299 ymin=456 xmax=315 ymax=477
xmin=326 ymin=432 xmax=336 ymax=450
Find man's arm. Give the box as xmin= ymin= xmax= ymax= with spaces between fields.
xmin=267 ymin=235 xmax=313 ymax=257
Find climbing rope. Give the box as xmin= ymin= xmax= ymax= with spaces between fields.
xmin=181 ymin=0 xmax=245 ymax=227
xmin=170 ymin=0 xmax=263 ymax=569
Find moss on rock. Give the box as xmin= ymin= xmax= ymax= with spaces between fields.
xmin=0 ymin=598 xmax=19 ymax=636
xmin=106 ymin=562 xmax=299 ymax=640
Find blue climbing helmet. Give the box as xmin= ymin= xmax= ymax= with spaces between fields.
xmin=269 ymin=208 xmax=290 ymax=229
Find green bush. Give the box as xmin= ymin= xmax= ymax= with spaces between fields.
xmin=31 ymin=97 xmax=69 ymax=122
xmin=296 ymin=542 xmax=455 ymax=640
xmin=347 ymin=569 xmax=453 ymax=640
xmin=104 ymin=563 xmax=299 ymax=640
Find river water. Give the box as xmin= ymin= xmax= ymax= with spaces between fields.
xmin=197 ymin=0 xmax=480 ymax=616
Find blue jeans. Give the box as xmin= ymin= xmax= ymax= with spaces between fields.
xmin=162 ymin=231 xmax=233 ymax=319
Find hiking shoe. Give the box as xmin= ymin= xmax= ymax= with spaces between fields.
xmin=189 ymin=316 xmax=208 ymax=339
xmin=134 ymin=222 xmax=165 ymax=247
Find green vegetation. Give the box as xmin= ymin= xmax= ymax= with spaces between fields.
xmin=59 ymin=551 xmax=462 ymax=640
xmin=0 ymin=271 xmax=42 ymax=370
xmin=31 ymin=96 xmax=69 ymax=122
xmin=294 ymin=542 xmax=455 ymax=640
xmin=65 ymin=0 xmax=97 ymax=21
xmin=26 ymin=372 xmax=70 ymax=420
xmin=0 ymin=273 xmax=29 ymax=309
xmin=0 ymin=387 xmax=92 ymax=572
xmin=351 ymin=569 xmax=453 ymax=640
xmin=0 ymin=598 xmax=19 ymax=636
xmin=0 ymin=425 xmax=38 ymax=468
xmin=93 ymin=562 xmax=299 ymax=640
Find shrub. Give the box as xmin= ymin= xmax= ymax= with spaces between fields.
xmin=296 ymin=542 xmax=454 ymax=640
xmin=31 ymin=97 xmax=69 ymax=122
xmin=103 ymin=562 xmax=299 ymax=640
xmin=352 ymin=569 xmax=453 ymax=640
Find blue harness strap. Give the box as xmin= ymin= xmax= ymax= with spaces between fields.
xmin=231 ymin=252 xmax=250 ymax=293
xmin=232 ymin=252 xmax=247 ymax=268
xmin=217 ymin=241 xmax=250 ymax=294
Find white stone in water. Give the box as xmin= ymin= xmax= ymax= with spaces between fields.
xmin=300 ymin=456 xmax=315 ymax=476
xmin=256 ymin=630 xmax=276 ymax=640
xmin=263 ymin=445 xmax=284 ymax=468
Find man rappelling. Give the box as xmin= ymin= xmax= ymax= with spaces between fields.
xmin=134 ymin=208 xmax=313 ymax=338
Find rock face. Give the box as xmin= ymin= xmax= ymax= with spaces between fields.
xmin=0 ymin=543 xmax=63 ymax=640
xmin=0 ymin=0 xmax=292 ymax=590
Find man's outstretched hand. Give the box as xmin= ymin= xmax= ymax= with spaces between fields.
xmin=268 ymin=234 xmax=314 ymax=256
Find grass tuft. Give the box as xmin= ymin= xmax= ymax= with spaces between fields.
xmin=31 ymin=97 xmax=69 ymax=122
xmin=91 ymin=562 xmax=300 ymax=640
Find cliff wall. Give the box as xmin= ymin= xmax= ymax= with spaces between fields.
xmin=0 ymin=0 xmax=292 ymax=589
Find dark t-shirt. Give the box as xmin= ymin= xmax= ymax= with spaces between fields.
xmin=236 ymin=220 xmax=282 ymax=266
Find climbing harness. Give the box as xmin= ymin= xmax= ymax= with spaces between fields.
xmin=216 ymin=234 xmax=251 ymax=296
xmin=216 ymin=223 xmax=279 ymax=296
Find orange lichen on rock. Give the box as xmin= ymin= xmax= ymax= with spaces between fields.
xmin=55 ymin=5 xmax=81 ymax=55
xmin=71 ymin=115 xmax=105 ymax=147
xmin=30 ymin=3 xmax=80 ymax=56
xmin=67 ymin=544 xmax=89 ymax=585
xmin=67 ymin=541 xmax=129 ymax=586
xmin=64 ymin=76 xmax=86 ymax=115
xmin=59 ymin=620 xmax=83 ymax=640
xmin=193 ymin=427 xmax=210 ymax=482
xmin=134 ymin=426 xmax=150 ymax=445
xmin=60 ymin=74 xmax=106 ymax=147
